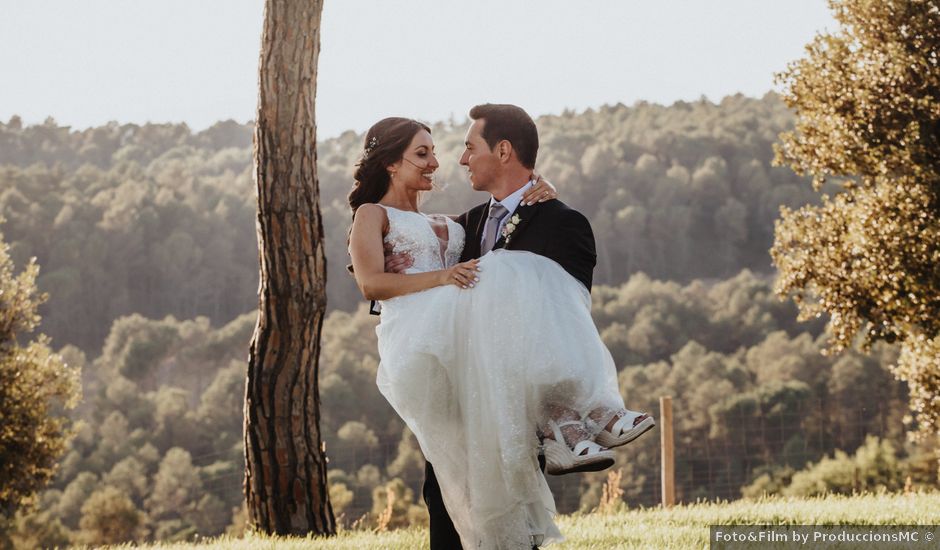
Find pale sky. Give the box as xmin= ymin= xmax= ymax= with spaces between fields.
xmin=0 ymin=0 xmax=835 ymax=139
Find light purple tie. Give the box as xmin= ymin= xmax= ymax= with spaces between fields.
xmin=481 ymin=203 xmax=509 ymax=254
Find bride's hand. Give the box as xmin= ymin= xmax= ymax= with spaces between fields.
xmin=521 ymin=173 xmax=558 ymax=206
xmin=440 ymin=259 xmax=481 ymax=289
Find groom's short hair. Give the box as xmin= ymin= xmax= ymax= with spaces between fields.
xmin=469 ymin=103 xmax=538 ymax=169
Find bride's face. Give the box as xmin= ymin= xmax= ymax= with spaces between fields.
xmin=388 ymin=130 xmax=438 ymax=192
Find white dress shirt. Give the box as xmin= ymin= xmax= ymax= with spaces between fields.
xmin=480 ymin=180 xmax=535 ymax=247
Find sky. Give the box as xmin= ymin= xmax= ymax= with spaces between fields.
xmin=0 ymin=0 xmax=836 ymax=139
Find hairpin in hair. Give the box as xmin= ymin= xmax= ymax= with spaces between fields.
xmin=363 ymin=136 xmax=379 ymax=159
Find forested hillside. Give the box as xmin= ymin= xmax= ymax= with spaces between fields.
xmin=1 ymin=93 xmax=823 ymax=353
xmin=2 ymin=95 xmax=934 ymax=546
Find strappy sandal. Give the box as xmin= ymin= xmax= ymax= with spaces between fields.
xmin=543 ymin=419 xmax=615 ymax=476
xmin=591 ymin=410 xmax=655 ymax=449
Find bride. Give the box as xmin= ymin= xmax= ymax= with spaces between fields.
xmin=347 ymin=113 xmax=653 ymax=549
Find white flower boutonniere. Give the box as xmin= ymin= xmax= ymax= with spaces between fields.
xmin=501 ymin=214 xmax=522 ymax=244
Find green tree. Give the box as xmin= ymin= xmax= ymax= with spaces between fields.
xmin=7 ymin=490 xmax=71 ymax=550
xmin=103 ymin=456 xmax=149 ymax=503
xmin=772 ymin=0 xmax=940 ymax=441
xmin=386 ymin=428 xmax=424 ymax=488
xmin=146 ymin=447 xmax=202 ymax=522
xmin=335 ymin=421 xmax=380 ymax=476
xmin=328 ymin=483 xmax=354 ymax=519
xmin=0 ymin=228 xmax=80 ymax=518
xmin=76 ymin=486 xmax=144 ymax=545
xmin=56 ymin=472 xmax=98 ymax=527
xmin=782 ymin=436 xmax=906 ymax=497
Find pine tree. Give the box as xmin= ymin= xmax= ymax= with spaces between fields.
xmin=244 ymin=0 xmax=335 ymax=535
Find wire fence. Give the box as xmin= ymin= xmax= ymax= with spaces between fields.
xmin=170 ymin=394 xmax=919 ymax=536
xmin=315 ymin=395 xmax=912 ymax=523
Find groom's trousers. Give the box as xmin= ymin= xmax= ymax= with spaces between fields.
xmin=423 ymin=461 xmax=462 ymax=549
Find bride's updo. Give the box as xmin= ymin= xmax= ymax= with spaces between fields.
xmin=348 ymin=117 xmax=432 ymax=216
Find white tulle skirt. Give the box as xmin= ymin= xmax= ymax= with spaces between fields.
xmin=375 ymin=250 xmax=625 ymax=549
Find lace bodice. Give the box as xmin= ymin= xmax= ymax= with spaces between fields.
xmin=379 ymin=205 xmax=465 ymax=273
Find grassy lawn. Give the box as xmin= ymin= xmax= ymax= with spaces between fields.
xmin=100 ymin=491 xmax=940 ymax=549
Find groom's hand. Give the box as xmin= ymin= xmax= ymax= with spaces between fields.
xmin=384 ymin=242 xmax=414 ymax=273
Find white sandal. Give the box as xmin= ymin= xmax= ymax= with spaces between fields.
xmin=592 ymin=410 xmax=655 ymax=449
xmin=543 ymin=420 xmax=615 ymax=476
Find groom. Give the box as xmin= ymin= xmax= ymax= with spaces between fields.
xmin=387 ymin=104 xmax=597 ymax=549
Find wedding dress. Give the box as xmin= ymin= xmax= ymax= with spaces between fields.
xmin=374 ymin=204 xmax=626 ymax=549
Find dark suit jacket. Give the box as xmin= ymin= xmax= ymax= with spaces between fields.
xmin=457 ymin=198 xmax=596 ymax=291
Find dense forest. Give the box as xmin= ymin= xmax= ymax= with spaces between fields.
xmin=1 ymin=94 xmax=936 ymax=546
xmin=0 ymin=93 xmax=824 ymax=354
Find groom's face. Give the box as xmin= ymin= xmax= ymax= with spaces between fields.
xmin=459 ymin=119 xmax=499 ymax=192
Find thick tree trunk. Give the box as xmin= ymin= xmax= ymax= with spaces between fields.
xmin=244 ymin=0 xmax=334 ymax=535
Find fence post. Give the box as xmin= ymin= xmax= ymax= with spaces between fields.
xmin=660 ymin=396 xmax=675 ymax=508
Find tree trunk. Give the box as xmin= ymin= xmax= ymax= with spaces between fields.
xmin=244 ymin=0 xmax=334 ymax=536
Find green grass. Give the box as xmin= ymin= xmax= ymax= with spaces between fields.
xmin=103 ymin=491 xmax=940 ymax=549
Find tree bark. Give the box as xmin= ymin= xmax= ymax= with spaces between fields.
xmin=244 ymin=0 xmax=334 ymax=535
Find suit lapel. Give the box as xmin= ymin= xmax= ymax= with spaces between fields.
xmin=495 ymin=203 xmax=539 ymax=250
xmin=473 ymin=202 xmax=489 ymax=244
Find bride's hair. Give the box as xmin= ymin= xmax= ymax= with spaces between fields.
xmin=348 ymin=117 xmax=431 ymax=217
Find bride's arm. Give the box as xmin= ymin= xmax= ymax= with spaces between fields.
xmin=349 ymin=204 xmax=480 ymax=300
xmin=520 ymin=173 xmax=558 ymax=206
xmin=441 ymin=175 xmax=558 ymax=220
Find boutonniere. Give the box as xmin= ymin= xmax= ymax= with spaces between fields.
xmin=501 ymin=214 xmax=522 ymax=244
